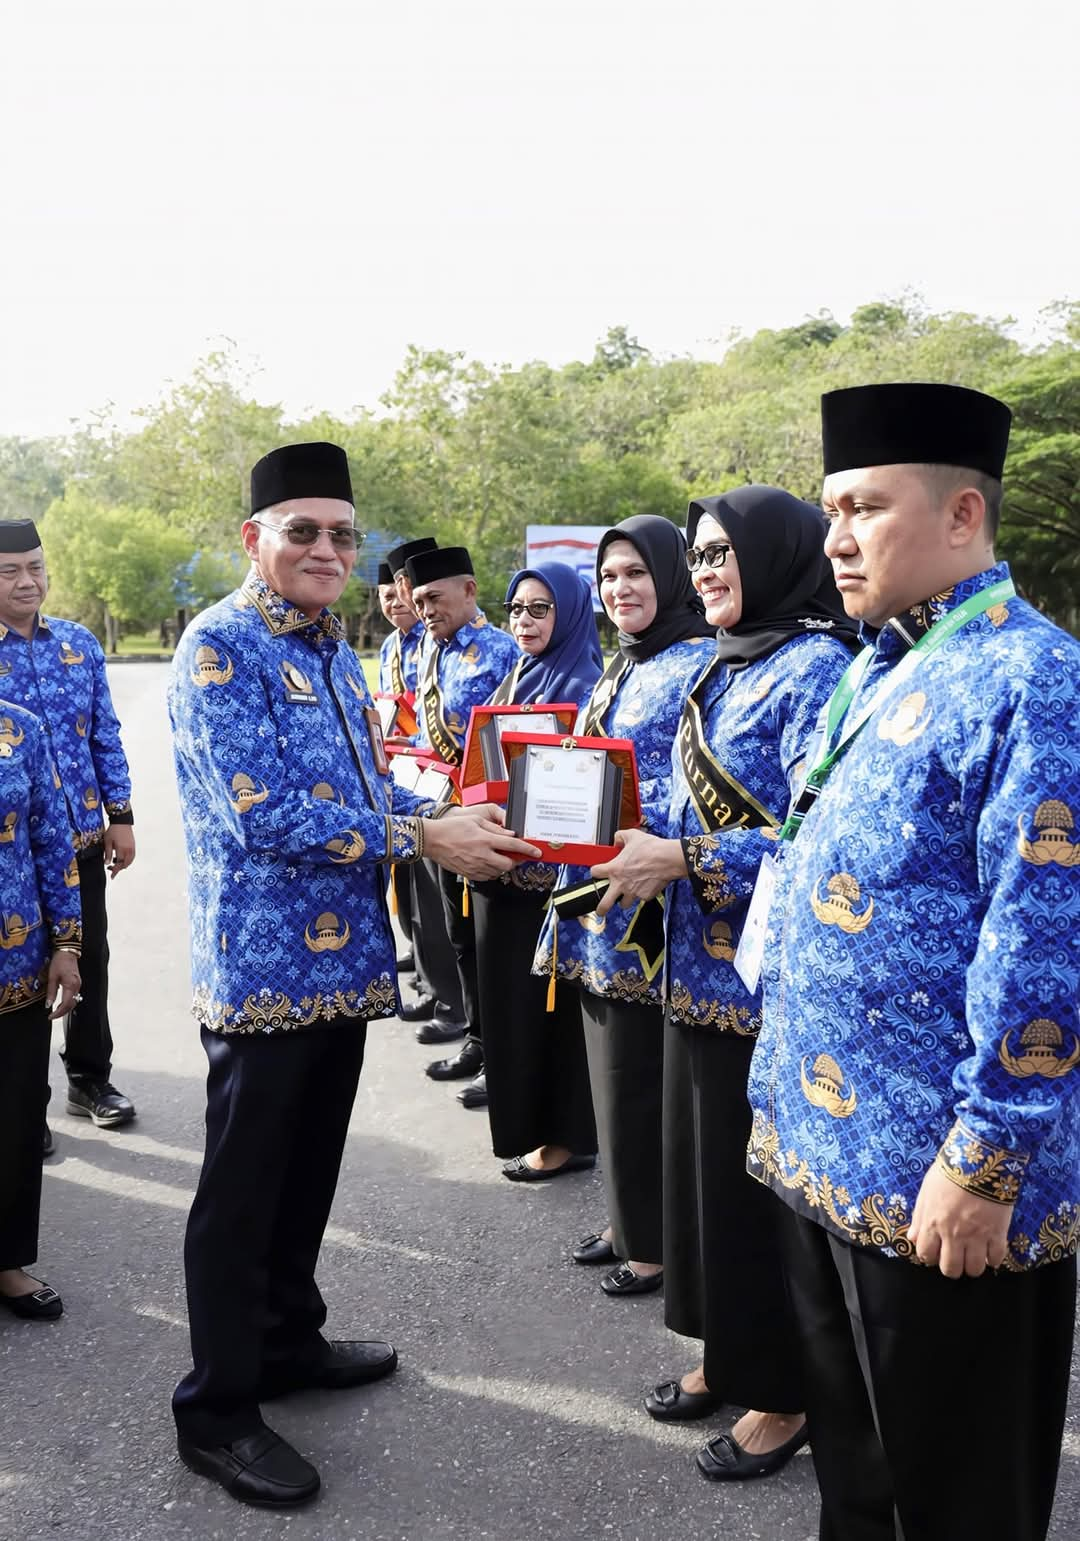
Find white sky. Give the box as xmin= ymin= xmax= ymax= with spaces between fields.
xmin=2 ymin=0 xmax=1077 ymax=437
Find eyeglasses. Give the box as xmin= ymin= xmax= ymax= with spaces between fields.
xmin=684 ymin=542 xmax=732 ymax=572
xmin=503 ymin=600 xmax=555 ymax=620
xmin=250 ymin=518 xmax=364 ymax=550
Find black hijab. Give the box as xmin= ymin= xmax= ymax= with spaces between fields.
xmin=596 ymin=515 xmax=715 ymax=664
xmin=687 ymin=485 xmax=860 ymax=667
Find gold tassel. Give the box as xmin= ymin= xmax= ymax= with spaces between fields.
xmin=546 ymin=916 xmax=558 ymax=1013
xmin=462 ymin=879 xmax=469 ymax=918
xmin=389 ymin=863 xmax=398 ymax=915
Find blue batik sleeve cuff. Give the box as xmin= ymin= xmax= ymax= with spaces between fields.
xmin=935 ymin=1120 xmax=1029 ymax=1205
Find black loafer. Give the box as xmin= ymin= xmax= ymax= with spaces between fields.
xmin=416 ymin=1018 xmax=467 ymax=1045
xmin=502 ymin=1152 xmax=596 ymax=1182
xmin=426 ymin=1039 xmax=484 ymax=1080
xmin=178 ymin=1428 xmax=320 ymax=1508
xmin=395 ymin=952 xmax=416 ymax=974
xmin=457 ymin=1072 xmax=488 ymax=1109
xmin=66 ymin=1080 xmax=136 ymax=1128
xmin=0 ymin=1283 xmax=63 ymax=1321
xmin=644 ymin=1379 xmax=723 ymax=1421
xmin=600 ymin=1262 xmax=664 ymax=1296
xmin=43 ymin=1121 xmax=55 ymax=1158
xmin=696 ymin=1423 xmax=809 ymax=1482
xmin=398 ymin=995 xmax=438 ymax=1023
xmin=261 ymin=1339 xmax=398 ymax=1399
xmin=573 ymin=1232 xmax=617 ymax=1265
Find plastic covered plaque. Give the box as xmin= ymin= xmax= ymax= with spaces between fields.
xmin=502 ymin=731 xmax=640 ymax=865
xmin=460 ymin=702 xmax=579 ymax=806
xmin=374 ymin=692 xmax=418 ymax=738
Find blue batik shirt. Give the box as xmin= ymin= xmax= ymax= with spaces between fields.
xmin=379 ymin=620 xmax=425 ymax=696
xmin=533 ymin=637 xmax=714 ymax=1007
xmin=414 ymin=612 xmax=520 ymax=764
xmin=0 ymin=700 xmax=81 ymax=1015
xmin=168 ymin=572 xmax=436 ymax=1035
xmin=667 ymin=635 xmax=852 ymax=1033
xmin=748 ymin=565 xmax=1080 ymax=1271
xmin=0 ymin=615 xmax=133 ymax=851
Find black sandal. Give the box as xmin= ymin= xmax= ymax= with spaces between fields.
xmin=696 ymin=1422 xmax=809 ymax=1481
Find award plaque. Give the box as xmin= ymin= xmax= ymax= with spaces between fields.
xmin=374 ymin=692 xmax=419 ymax=738
xmin=459 ymin=702 xmax=578 ymax=806
xmin=502 ymin=731 xmax=640 ymax=865
xmin=388 ymin=748 xmax=459 ymax=806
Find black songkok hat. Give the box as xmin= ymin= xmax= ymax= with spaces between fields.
xmin=405 ymin=547 xmax=474 ymax=587
xmin=376 ymin=562 xmax=394 ymax=585
xmin=0 ymin=519 xmax=42 ymax=553
xmin=386 ymin=537 xmax=437 ymax=576
xmin=821 ymin=383 xmax=1012 ymax=481
xmin=250 ymin=441 xmax=353 ymax=514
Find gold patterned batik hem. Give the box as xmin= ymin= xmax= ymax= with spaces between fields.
xmin=0 ymin=973 xmax=46 ymax=1015
xmin=667 ymin=981 xmax=761 ymax=1035
xmin=935 ymin=1119 xmax=1029 ymax=1205
xmin=73 ymin=827 xmax=105 ymax=852
xmin=387 ymin=814 xmax=422 ymax=863
xmin=192 ymin=975 xmax=398 ymax=1034
xmin=505 ymin=864 xmax=557 ymax=893
xmin=533 ymin=946 xmax=662 ymax=1007
xmin=681 ymin=835 xmax=738 ymax=911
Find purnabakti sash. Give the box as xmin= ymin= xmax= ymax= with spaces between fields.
xmin=421 ymin=647 xmax=463 ymax=767
xmin=580 ymin=653 xmax=632 ymax=737
xmin=677 ymin=658 xmax=779 ymax=835
xmin=490 ymin=657 xmax=525 ymax=707
xmin=389 ymin=632 xmax=406 ymax=696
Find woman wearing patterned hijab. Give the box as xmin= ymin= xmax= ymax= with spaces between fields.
xmin=593 ymin=485 xmax=856 ymax=1480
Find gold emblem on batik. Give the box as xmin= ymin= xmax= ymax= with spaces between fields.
xmin=62 ymin=858 xmax=79 ymax=887
xmin=229 ymin=772 xmax=270 ymax=814
xmin=0 ymin=716 xmax=26 ymax=749
xmin=578 ymin=911 xmax=607 ymax=935
xmin=312 ymin=781 xmax=346 ymax=805
xmin=58 ymin=640 xmax=84 ymax=665
xmin=800 ymin=1052 xmax=857 ymax=1117
xmin=448 ymin=712 xmax=466 ymax=733
xmin=986 ymin=603 xmax=1010 ymax=627
xmin=999 ymin=1018 xmax=1080 ymax=1080
xmin=82 ymin=787 xmax=99 ymax=810
xmin=878 ymin=691 xmax=932 ymax=746
xmin=281 ymin=660 xmax=313 ymax=694
xmin=810 ymin=873 xmax=874 ymax=933
xmin=734 ymin=673 xmax=775 ymax=707
xmin=325 ymin=831 xmax=366 ymax=863
xmin=0 ymin=907 xmax=42 ymax=950
xmin=0 ymin=660 xmax=10 ymax=676
xmin=304 ymin=911 xmax=351 ymax=952
xmin=702 ymin=919 xmax=736 ymax=960
xmin=192 ymin=645 xmax=234 ymax=687
xmin=0 ymin=811 xmax=16 ymax=843
xmin=345 ymin=673 xmax=367 ymax=702
xmin=1017 ymin=800 xmax=1080 ymax=867
xmin=462 ymin=644 xmax=480 ymax=668
xmin=75 ymin=713 xmax=88 ymax=737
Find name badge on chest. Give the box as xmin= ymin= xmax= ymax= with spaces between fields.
xmin=281 ymin=660 xmax=318 ymax=705
xmin=733 ymin=854 xmax=780 ymax=996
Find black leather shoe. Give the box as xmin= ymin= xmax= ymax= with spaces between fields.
xmin=426 ymin=1039 xmax=484 ymax=1080
xmin=644 ymin=1379 xmax=723 ymax=1421
xmin=502 ymin=1152 xmax=595 ymax=1182
xmin=177 ymin=1428 xmax=320 ymax=1508
xmin=458 ymin=1072 xmax=488 ymax=1108
xmin=398 ymin=995 xmax=438 ymax=1023
xmin=415 ymin=1017 xmax=467 ymax=1045
xmin=42 ymin=1121 xmax=55 ymax=1158
xmin=600 ymin=1262 xmax=664 ymax=1296
xmin=696 ymin=1423 xmax=809 ymax=1482
xmin=66 ymin=1080 xmax=136 ymax=1128
xmin=396 ymin=951 xmax=416 ymax=974
xmin=0 ymin=1282 xmax=63 ymax=1321
xmin=573 ymin=1232 xmax=617 ymax=1265
xmin=261 ymin=1339 xmax=398 ymax=1399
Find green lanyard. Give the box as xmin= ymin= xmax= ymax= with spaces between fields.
xmin=778 ymin=577 xmax=1016 ymax=843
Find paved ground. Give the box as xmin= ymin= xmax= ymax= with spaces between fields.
xmin=2 ymin=662 xmax=1077 ymax=1541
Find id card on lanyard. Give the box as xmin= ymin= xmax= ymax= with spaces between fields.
xmin=733 ymin=853 xmax=780 ymax=995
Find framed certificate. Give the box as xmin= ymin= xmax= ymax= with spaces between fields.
xmin=388 ymin=747 xmax=459 ymax=805
xmin=460 ymin=702 xmax=579 ymax=806
xmin=502 ymin=731 xmax=640 ymax=865
xmin=374 ymin=692 xmax=418 ymax=738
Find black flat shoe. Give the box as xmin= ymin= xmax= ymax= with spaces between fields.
xmin=416 ymin=1018 xmax=467 ymax=1045
xmin=398 ymin=995 xmax=438 ymax=1023
xmin=696 ymin=1423 xmax=809 ymax=1482
xmin=501 ymin=1152 xmax=596 ymax=1182
xmin=43 ymin=1121 xmax=55 ymax=1158
xmin=0 ymin=1283 xmax=63 ymax=1321
xmin=396 ymin=952 xmax=416 ymax=974
xmin=644 ymin=1379 xmax=723 ymax=1421
xmin=600 ymin=1263 xmax=664 ymax=1297
xmin=426 ymin=1039 xmax=484 ymax=1080
xmin=177 ymin=1428 xmax=320 ymax=1508
xmin=458 ymin=1072 xmax=488 ymax=1109
xmin=261 ymin=1339 xmax=398 ymax=1398
xmin=573 ymin=1232 xmax=617 ymax=1265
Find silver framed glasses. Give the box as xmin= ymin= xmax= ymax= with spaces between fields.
xmin=684 ymin=542 xmax=732 ymax=572
xmin=250 ymin=518 xmax=364 ymax=550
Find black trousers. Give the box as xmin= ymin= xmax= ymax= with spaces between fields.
xmin=0 ymin=1002 xmax=51 ymax=1270
xmin=782 ymin=1207 xmax=1077 ymax=1541
xmin=410 ymin=861 xmax=464 ymax=1020
xmin=392 ymin=862 xmax=415 ymax=953
xmin=172 ymin=1019 xmax=367 ymax=1446
xmin=437 ymin=863 xmax=481 ymax=1050
xmin=61 ymin=844 xmax=112 ymax=1083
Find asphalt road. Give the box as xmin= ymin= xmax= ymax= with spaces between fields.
xmin=2 ymin=662 xmax=1077 ymax=1541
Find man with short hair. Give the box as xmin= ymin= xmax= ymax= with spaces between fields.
xmin=168 ymin=443 xmax=536 ymax=1508
xmin=407 ymin=545 xmax=520 ymax=1105
xmin=748 ymin=384 xmax=1080 ymax=1540
xmin=377 ymin=554 xmax=426 ymax=697
xmin=0 ymin=519 xmax=136 ymax=1147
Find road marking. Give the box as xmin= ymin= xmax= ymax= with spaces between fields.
xmin=133 ymin=1303 xmax=188 ymax=1330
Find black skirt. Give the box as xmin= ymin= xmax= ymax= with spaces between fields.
xmin=580 ymin=992 xmax=664 ymax=1264
xmin=473 ymin=884 xmax=597 ymax=1160
xmin=662 ymin=1011 xmax=801 ymax=1412
xmin=0 ymin=1001 xmax=51 ymax=1270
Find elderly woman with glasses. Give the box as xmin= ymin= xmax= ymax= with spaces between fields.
xmin=471 ymin=563 xmax=605 ymax=1177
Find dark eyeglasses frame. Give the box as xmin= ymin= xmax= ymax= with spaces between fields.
xmin=250 ymin=517 xmax=364 ymax=550
xmin=685 ymin=542 xmax=732 ymax=572
xmin=503 ymin=600 xmax=555 ymax=620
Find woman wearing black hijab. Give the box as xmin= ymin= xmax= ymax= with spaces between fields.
xmin=594 ymin=486 xmax=858 ymax=1480
xmin=532 ymin=516 xmax=714 ymax=1296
